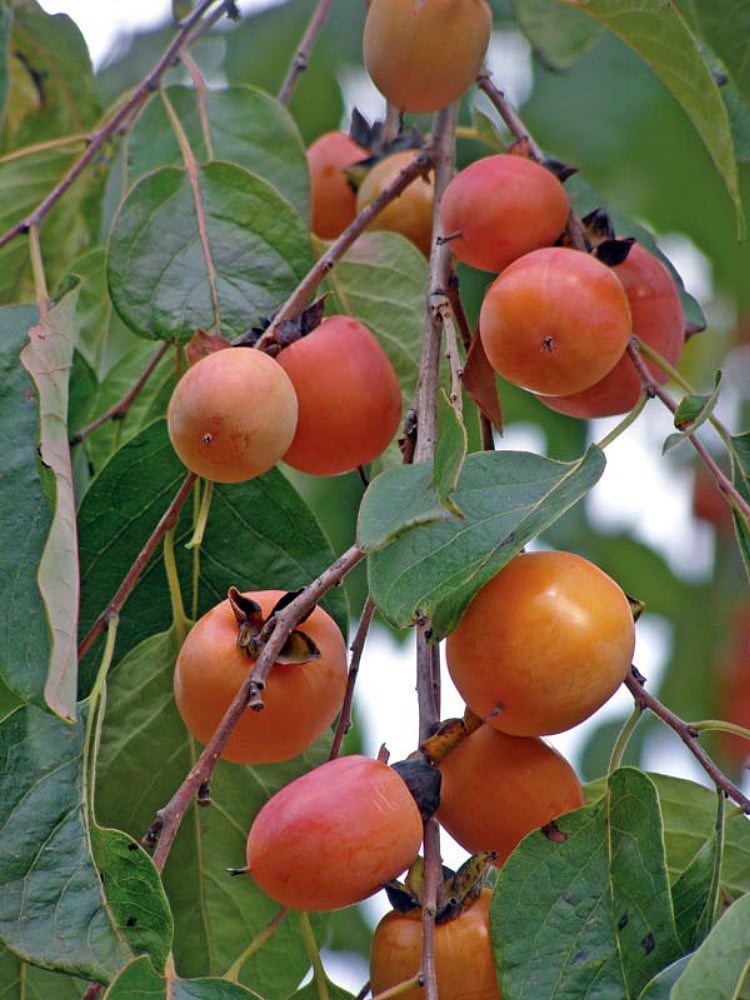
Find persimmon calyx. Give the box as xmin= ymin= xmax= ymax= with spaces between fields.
xmin=227 ymin=586 xmax=321 ymax=665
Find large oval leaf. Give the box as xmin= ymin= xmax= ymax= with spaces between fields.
xmin=107 ymin=162 xmax=314 ymax=343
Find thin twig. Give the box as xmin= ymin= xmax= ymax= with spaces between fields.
xmin=626 ymin=340 xmax=750 ymax=523
xmin=77 ymin=472 xmax=197 ymax=660
xmin=247 ymin=148 xmax=435 ymax=349
xmin=625 ymin=666 xmax=750 ymax=812
xmin=329 ymin=596 xmax=377 ymax=760
xmin=146 ymin=543 xmax=366 ymax=869
xmin=0 ymin=0 xmax=233 ymax=251
xmin=446 ymin=272 xmax=495 ymax=451
xmin=277 ymin=0 xmax=334 ymax=106
xmin=70 ymin=342 xmax=170 ymax=445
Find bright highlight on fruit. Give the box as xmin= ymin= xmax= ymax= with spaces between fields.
xmin=478 ymin=246 xmax=633 ymax=397
xmin=446 ymin=550 xmax=635 ymax=736
xmin=440 ymin=153 xmax=570 ymax=273
xmin=173 ymin=590 xmax=347 ymax=764
xmin=167 ymin=347 xmax=298 ymax=483
xmin=363 ymin=0 xmax=493 ymax=114
xmin=277 ymin=315 xmax=402 ymax=476
xmin=245 ymin=755 xmax=423 ymax=911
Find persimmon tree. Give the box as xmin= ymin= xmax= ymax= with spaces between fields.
xmin=1 ymin=1 xmax=750 ymax=999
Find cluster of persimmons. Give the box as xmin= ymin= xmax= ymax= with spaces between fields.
xmin=165 ymin=2 xmax=690 ymax=997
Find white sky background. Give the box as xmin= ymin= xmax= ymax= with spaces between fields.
xmin=37 ymin=0 xmax=747 ymax=988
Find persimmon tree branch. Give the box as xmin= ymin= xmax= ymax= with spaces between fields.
xmin=329 ymin=595 xmax=377 ymax=760
xmin=625 ymin=665 xmax=750 ymax=813
xmin=69 ymin=342 xmax=170 ymax=445
xmin=0 ymin=0 xmax=234 ymax=250
xmin=77 ymin=471 xmax=197 ymax=660
xmin=145 ymin=542 xmax=366 ymax=870
xmin=277 ymin=0 xmax=334 ymax=106
xmin=246 ymin=147 xmax=435 ymax=349
xmin=626 ymin=339 xmax=750 ymax=523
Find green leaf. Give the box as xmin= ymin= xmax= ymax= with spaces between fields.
xmin=68 ymin=247 xmax=142 ymax=378
xmin=514 ymin=0 xmax=603 ymax=69
xmin=0 ymin=303 xmax=52 ymax=711
xmin=675 ymin=0 xmax=750 ymax=107
xmin=0 ymin=142 xmax=103 ymax=304
xmin=637 ymin=956 xmax=691 ymax=999
xmin=729 ymin=431 xmax=750 ymax=584
xmin=95 ymin=630 xmax=328 ymax=997
xmin=0 ymin=704 xmax=167 ymax=982
xmin=77 ymin=420 xmax=348 ymax=695
xmin=19 ymin=288 xmax=80 ymax=720
xmin=491 ymin=768 xmax=682 ymax=1000
xmin=569 ymin=0 xmax=744 ymax=233
xmin=106 ymin=954 xmax=261 ymax=998
xmin=107 ymin=162 xmax=314 ymax=343
xmin=291 ymin=976 xmax=355 ymax=1000
xmin=470 ymin=107 xmax=506 ymax=151
xmin=357 ymin=463 xmax=458 ymax=552
xmin=670 ymin=892 xmax=750 ymax=999
xmin=126 ymin=85 xmax=310 ymax=221
xmin=367 ymin=445 xmax=605 ymax=637
xmin=670 ymin=790 xmax=723 ymax=950
xmin=434 ymin=389 xmax=467 ymax=516
xmin=0 ymin=3 xmax=11 ymax=133
xmin=663 ymin=371 xmax=723 ymax=453
xmin=0 ymin=0 xmax=99 ymax=152
xmin=0 ymin=943 xmax=89 ymax=999
xmin=326 ymin=231 xmax=427 ymax=446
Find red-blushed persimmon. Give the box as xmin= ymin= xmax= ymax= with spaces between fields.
xmin=539 ymin=242 xmax=685 ymax=418
xmin=478 ymin=246 xmax=633 ymax=397
xmin=174 ymin=590 xmax=347 ymax=764
xmin=693 ymin=461 xmax=734 ymax=534
xmin=437 ymin=724 xmax=584 ymax=865
xmin=445 ymin=551 xmax=635 ymax=737
xmin=166 ymin=347 xmax=298 ymax=483
xmin=355 ymin=150 xmax=435 ymax=256
xmin=363 ymin=0 xmax=492 ymax=114
xmin=440 ymin=154 xmax=570 ymax=273
xmin=716 ymin=605 xmax=750 ymax=768
xmin=276 ymin=315 xmax=402 ymax=476
xmin=307 ymin=131 xmax=368 ymax=240
xmin=245 ymin=755 xmax=423 ymax=911
xmin=370 ymin=889 xmax=501 ymax=1000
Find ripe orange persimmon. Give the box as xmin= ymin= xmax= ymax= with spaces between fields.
xmin=437 ymin=725 xmax=584 ymax=865
xmin=446 ymin=551 xmax=635 ymax=737
xmin=540 ymin=242 xmax=685 ymax=418
xmin=167 ymin=347 xmax=298 ymax=483
xmin=245 ymin=755 xmax=423 ymax=911
xmin=479 ymin=247 xmax=633 ymax=397
xmin=276 ymin=315 xmax=402 ymax=475
xmin=307 ymin=131 xmax=368 ymax=240
xmin=370 ymin=890 xmax=500 ymax=1000
xmin=440 ymin=154 xmax=570 ymax=272
xmin=174 ymin=590 xmax=347 ymax=764
xmin=363 ymin=0 xmax=492 ymax=114
xmin=355 ymin=150 xmax=435 ymax=255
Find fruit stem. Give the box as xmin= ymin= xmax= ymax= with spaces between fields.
xmin=607 ymin=702 xmax=644 ymax=773
xmin=223 ymin=906 xmax=288 ymax=983
xmin=82 ymin=614 xmax=119 ymax=820
xmin=689 ymin=719 xmax=750 ymax=744
xmin=371 ymin=975 xmax=425 ymax=1000
xmin=185 ymin=478 xmax=213 ymax=551
xmin=299 ymin=911 xmax=330 ymax=1000
xmin=164 ymin=525 xmax=189 ymax=644
xmin=595 ymin=391 xmax=649 ymax=451
xmin=28 ymin=222 xmax=49 ymax=318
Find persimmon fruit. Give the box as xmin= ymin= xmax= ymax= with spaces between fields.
xmin=307 ymin=131 xmax=368 ymax=240
xmin=363 ymin=0 xmax=492 ymax=114
xmin=446 ymin=551 xmax=635 ymax=736
xmin=276 ymin=315 xmax=402 ymax=475
xmin=174 ymin=590 xmax=347 ymax=764
xmin=437 ymin=724 xmax=584 ymax=865
xmin=355 ymin=150 xmax=435 ymax=256
xmin=478 ymin=246 xmax=633 ymax=396
xmin=370 ymin=889 xmax=500 ymax=1000
xmin=440 ymin=154 xmax=570 ymax=273
xmin=540 ymin=242 xmax=685 ymax=417
xmin=245 ymin=755 xmax=423 ymax=911
xmin=166 ymin=347 xmax=298 ymax=483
